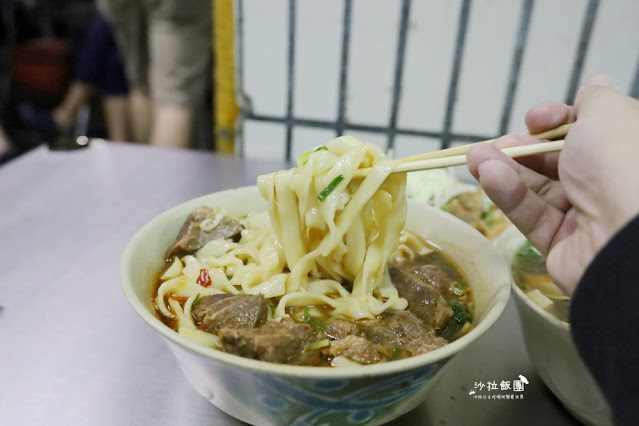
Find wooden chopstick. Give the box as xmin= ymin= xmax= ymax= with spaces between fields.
xmin=350 ymin=123 xmax=571 ymax=178
xmin=392 ymin=140 xmax=564 ymax=174
xmin=397 ymin=123 xmax=571 ymax=164
xmin=353 ymin=140 xmax=565 ymax=178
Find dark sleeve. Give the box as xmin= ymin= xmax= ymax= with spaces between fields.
xmin=570 ymin=214 xmax=639 ymax=426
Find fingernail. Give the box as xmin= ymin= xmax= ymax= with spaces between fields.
xmin=581 ymin=74 xmax=616 ymax=90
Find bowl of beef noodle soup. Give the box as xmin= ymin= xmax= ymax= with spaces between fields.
xmin=121 ymin=137 xmax=511 ymax=426
xmin=496 ymin=225 xmax=612 ymax=426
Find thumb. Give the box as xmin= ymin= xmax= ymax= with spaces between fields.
xmin=573 ymin=75 xmax=619 ymax=114
xmin=580 ymin=74 xmax=617 ymax=90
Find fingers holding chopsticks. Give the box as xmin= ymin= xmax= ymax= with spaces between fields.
xmin=525 ymin=101 xmax=576 ymax=134
xmin=468 ymin=137 xmax=569 ymax=210
xmin=492 ymin=134 xmax=562 ymax=180
xmin=467 ymin=142 xmax=569 ymax=256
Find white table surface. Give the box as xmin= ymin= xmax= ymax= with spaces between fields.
xmin=0 ymin=141 xmax=580 ymax=426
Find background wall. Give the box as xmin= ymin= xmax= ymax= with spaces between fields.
xmin=238 ymin=0 xmax=639 ymax=161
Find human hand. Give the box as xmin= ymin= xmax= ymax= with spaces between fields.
xmin=467 ymin=75 xmax=639 ymax=294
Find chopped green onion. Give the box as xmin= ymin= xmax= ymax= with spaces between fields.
xmin=391 ymin=346 xmax=403 ymax=360
xmin=451 ymin=302 xmax=471 ymax=324
xmin=517 ymin=241 xmax=543 ymax=261
xmin=318 ymin=174 xmax=345 ymax=201
xmin=481 ymin=210 xmax=495 ymax=225
xmin=302 ymin=307 xmax=326 ymax=333
xmin=440 ymin=302 xmax=472 ymax=339
xmin=297 ymin=146 xmax=328 ymax=165
xmin=302 ymin=307 xmax=312 ymax=324
xmin=193 ymin=293 xmax=201 ymax=304
xmin=297 ymin=151 xmax=311 ymax=165
xmin=440 ymin=203 xmax=452 ymax=213
xmin=307 ymin=339 xmax=330 ymax=350
xmin=514 ymin=241 xmax=547 ymax=275
xmin=449 ymin=281 xmax=466 ymax=296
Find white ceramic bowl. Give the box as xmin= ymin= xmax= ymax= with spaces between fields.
xmin=495 ymin=226 xmax=612 ymax=426
xmin=121 ymin=186 xmax=511 ymax=426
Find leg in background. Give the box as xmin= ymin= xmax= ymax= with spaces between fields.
xmin=99 ymin=0 xmax=149 ymax=143
xmin=102 ymin=96 xmax=130 ymax=141
xmin=97 ymin=16 xmax=131 ymax=141
xmin=147 ymin=0 xmax=211 ymax=148
xmin=128 ymin=89 xmax=152 ymax=143
xmin=149 ymin=103 xmax=194 ymax=148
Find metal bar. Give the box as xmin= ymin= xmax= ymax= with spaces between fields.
xmin=387 ymin=0 xmax=412 ymax=152
xmin=285 ymin=0 xmax=297 ymax=161
xmin=441 ymin=0 xmax=472 ymax=149
xmin=335 ymin=0 xmax=353 ymax=136
xmin=631 ymin=53 xmax=639 ymax=99
xmin=565 ymin=0 xmax=599 ymax=103
xmin=499 ymin=0 xmax=534 ymax=135
xmin=237 ymin=0 xmax=245 ymax=101
xmin=236 ymin=0 xmax=246 ymax=156
xmin=246 ymin=113 xmax=492 ymax=143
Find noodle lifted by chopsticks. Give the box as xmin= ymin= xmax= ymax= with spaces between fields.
xmin=258 ymin=136 xmax=408 ymax=319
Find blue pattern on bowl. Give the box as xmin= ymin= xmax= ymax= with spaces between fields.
xmin=253 ymin=363 xmax=442 ymax=425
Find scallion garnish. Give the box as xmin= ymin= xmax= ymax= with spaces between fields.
xmin=449 ymin=281 xmax=466 ymax=296
xmin=481 ymin=210 xmax=495 ymax=225
xmin=302 ymin=307 xmax=326 ymax=333
xmin=391 ymin=346 xmax=403 ymax=360
xmin=297 ymin=146 xmax=328 ymax=165
xmin=306 ymin=339 xmax=330 ymax=350
xmin=302 ymin=307 xmax=312 ymax=324
xmin=318 ymin=174 xmax=345 ymax=201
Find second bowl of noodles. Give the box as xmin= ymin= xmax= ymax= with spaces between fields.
xmin=495 ymin=226 xmax=612 ymax=426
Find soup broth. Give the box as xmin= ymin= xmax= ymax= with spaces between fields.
xmin=152 ymin=208 xmax=474 ymax=366
xmin=512 ymin=241 xmax=570 ymax=322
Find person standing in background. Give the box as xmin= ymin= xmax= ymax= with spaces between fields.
xmin=97 ymin=0 xmax=211 ymax=148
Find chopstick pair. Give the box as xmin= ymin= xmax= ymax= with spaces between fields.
xmin=354 ymin=123 xmax=571 ymax=178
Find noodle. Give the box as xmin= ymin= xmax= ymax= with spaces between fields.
xmin=257 ymin=136 xmax=407 ymax=319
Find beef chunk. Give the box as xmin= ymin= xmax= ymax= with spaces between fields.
xmin=166 ymin=206 xmax=242 ymax=259
xmin=408 ymin=252 xmax=465 ymax=291
xmin=193 ymin=294 xmax=268 ymax=333
xmin=361 ymin=310 xmax=427 ymax=349
xmin=360 ymin=319 xmax=403 ymax=348
xmin=326 ymin=335 xmax=390 ymax=365
xmin=376 ymin=310 xmax=447 ymax=355
xmin=219 ymin=318 xmax=321 ymax=365
xmin=325 ymin=310 xmax=448 ymax=361
xmin=389 ymin=265 xmax=452 ymax=329
xmin=323 ymin=317 xmax=360 ymax=340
